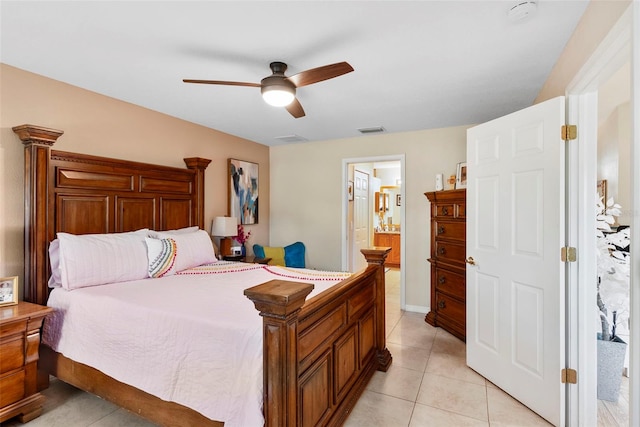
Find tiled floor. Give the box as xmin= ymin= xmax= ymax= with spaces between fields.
xmin=343 ymin=268 xmax=552 ymax=427
xmin=2 ymin=269 xmax=625 ymax=426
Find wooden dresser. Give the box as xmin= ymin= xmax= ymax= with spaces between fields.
xmin=424 ymin=189 xmax=466 ymax=341
xmin=0 ymin=301 xmax=53 ymax=423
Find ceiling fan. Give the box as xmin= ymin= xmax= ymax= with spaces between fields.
xmin=183 ymin=61 xmax=354 ymax=118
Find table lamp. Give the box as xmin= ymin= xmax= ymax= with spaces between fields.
xmin=211 ymin=216 xmax=238 ymax=257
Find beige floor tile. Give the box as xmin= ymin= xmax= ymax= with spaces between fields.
xmin=366 ymin=365 xmax=423 ymax=402
xmin=431 ymin=328 xmax=467 ymax=358
xmin=486 ymin=386 xmax=552 ymax=426
xmin=343 ymin=390 xmax=415 ymax=427
xmin=416 ymin=373 xmax=488 ymax=422
xmin=386 ymin=342 xmax=431 ymax=372
xmin=10 ymin=387 xmax=120 ymax=427
xmin=409 ymin=403 xmax=490 ymax=427
xmin=387 ymin=315 xmax=437 ymax=350
xmin=90 ymin=408 xmax=159 ymax=426
xmin=425 ymin=352 xmax=486 ymax=386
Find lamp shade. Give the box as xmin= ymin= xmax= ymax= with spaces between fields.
xmin=211 ymin=216 xmax=238 ymax=237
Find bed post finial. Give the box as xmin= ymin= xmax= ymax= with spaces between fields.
xmin=184 ymin=157 xmax=211 ymax=230
xmin=13 ymin=125 xmax=64 ymax=305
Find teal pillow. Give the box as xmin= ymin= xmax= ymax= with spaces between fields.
xmin=253 ymin=244 xmax=265 ymax=258
xmin=284 ymin=242 xmax=305 ymax=268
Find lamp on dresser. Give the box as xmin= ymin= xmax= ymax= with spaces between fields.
xmin=211 ymin=216 xmax=238 ymax=257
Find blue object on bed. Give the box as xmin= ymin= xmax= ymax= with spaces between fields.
xmin=253 ymin=241 xmax=306 ymax=268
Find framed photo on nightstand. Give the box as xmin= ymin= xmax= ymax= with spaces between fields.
xmin=0 ymin=276 xmax=18 ymax=306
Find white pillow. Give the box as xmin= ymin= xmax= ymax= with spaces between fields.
xmin=147 ymin=226 xmax=199 ymax=238
xmin=148 ymin=229 xmax=215 ymax=272
xmin=56 ymin=229 xmax=149 ymax=290
xmin=145 ymin=237 xmax=178 ymax=278
xmin=48 ymin=239 xmax=62 ymax=288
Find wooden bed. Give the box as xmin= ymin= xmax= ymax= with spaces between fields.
xmin=14 ymin=124 xmax=392 ymax=427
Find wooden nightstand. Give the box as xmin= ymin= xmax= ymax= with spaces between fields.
xmin=223 ymin=255 xmax=271 ymax=264
xmin=0 ymin=301 xmax=53 ymax=423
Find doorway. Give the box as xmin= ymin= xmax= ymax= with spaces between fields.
xmin=342 ymin=155 xmax=406 ymax=309
xmin=566 ymin=4 xmax=638 ymax=426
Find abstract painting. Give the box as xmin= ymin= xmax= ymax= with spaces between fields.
xmin=228 ymin=159 xmax=258 ymax=224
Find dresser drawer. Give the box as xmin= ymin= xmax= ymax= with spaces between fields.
xmin=433 ymin=203 xmax=455 ymax=218
xmin=0 ymin=335 xmax=25 ymax=374
xmin=435 ymin=293 xmax=465 ymax=328
xmin=433 ymin=241 xmax=465 ymax=264
xmin=434 ymin=221 xmax=465 ymax=241
xmin=0 ymin=369 xmax=26 ymax=408
xmin=434 ymin=268 xmax=465 ymax=301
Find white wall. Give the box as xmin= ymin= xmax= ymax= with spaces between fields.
xmin=270 ymin=126 xmax=468 ymax=310
xmin=598 ymin=101 xmax=631 ymax=225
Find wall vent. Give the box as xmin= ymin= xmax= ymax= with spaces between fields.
xmin=358 ymin=126 xmax=386 ymax=134
xmin=274 ymin=134 xmax=308 ymax=144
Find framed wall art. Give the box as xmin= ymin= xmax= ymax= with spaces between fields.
xmin=0 ymin=276 xmax=18 ymax=306
xmin=228 ymin=159 xmax=259 ymax=225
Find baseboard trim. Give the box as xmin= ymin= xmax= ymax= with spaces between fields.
xmin=404 ymin=305 xmax=428 ymax=314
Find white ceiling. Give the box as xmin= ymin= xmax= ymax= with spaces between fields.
xmin=0 ymin=1 xmax=589 ymax=146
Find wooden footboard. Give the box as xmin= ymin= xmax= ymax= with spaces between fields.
xmin=245 ymin=247 xmax=392 ymax=427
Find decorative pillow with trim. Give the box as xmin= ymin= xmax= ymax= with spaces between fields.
xmin=148 ymin=229 xmax=215 ymax=272
xmin=146 ymin=237 xmax=178 ymax=278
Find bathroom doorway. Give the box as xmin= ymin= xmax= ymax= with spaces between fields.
xmin=342 ymin=155 xmax=406 ymax=309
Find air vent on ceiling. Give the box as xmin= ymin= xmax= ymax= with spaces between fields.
xmin=357 ymin=126 xmax=386 ymax=134
xmin=274 ymin=134 xmax=308 ymax=144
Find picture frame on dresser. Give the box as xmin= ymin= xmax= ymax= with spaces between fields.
xmin=455 ymin=162 xmax=467 ymax=189
xmin=0 ymin=276 xmax=18 ymax=306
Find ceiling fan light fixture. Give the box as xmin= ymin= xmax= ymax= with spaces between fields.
xmin=262 ymin=86 xmax=295 ymax=107
xmin=261 ymin=76 xmax=296 ymax=107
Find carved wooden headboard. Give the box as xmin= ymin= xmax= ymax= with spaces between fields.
xmin=13 ymin=124 xmax=211 ymax=305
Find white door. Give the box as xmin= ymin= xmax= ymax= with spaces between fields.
xmin=466 ymin=96 xmax=566 ymax=426
xmin=352 ymin=170 xmax=370 ymax=272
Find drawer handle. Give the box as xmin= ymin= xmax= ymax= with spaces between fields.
xmin=438 ymin=247 xmax=446 ymax=255
xmin=442 ymin=207 xmax=449 ymax=215
xmin=438 ymin=226 xmax=445 ymax=234
xmin=438 ymin=276 xmax=446 ymax=284
xmin=438 ymin=300 xmax=446 ymax=309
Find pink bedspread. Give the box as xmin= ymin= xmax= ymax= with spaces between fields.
xmin=43 ymin=261 xmax=351 ymax=427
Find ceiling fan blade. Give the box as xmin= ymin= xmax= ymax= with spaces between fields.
xmin=288 ymin=62 xmax=354 ymax=88
xmin=285 ymin=98 xmax=305 ymax=118
xmin=182 ymin=79 xmax=260 ymax=87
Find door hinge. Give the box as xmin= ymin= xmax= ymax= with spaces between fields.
xmin=561 ymin=246 xmax=577 ymax=262
xmin=561 ymin=368 xmax=577 ymax=384
xmin=562 ymin=125 xmax=577 ymax=140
